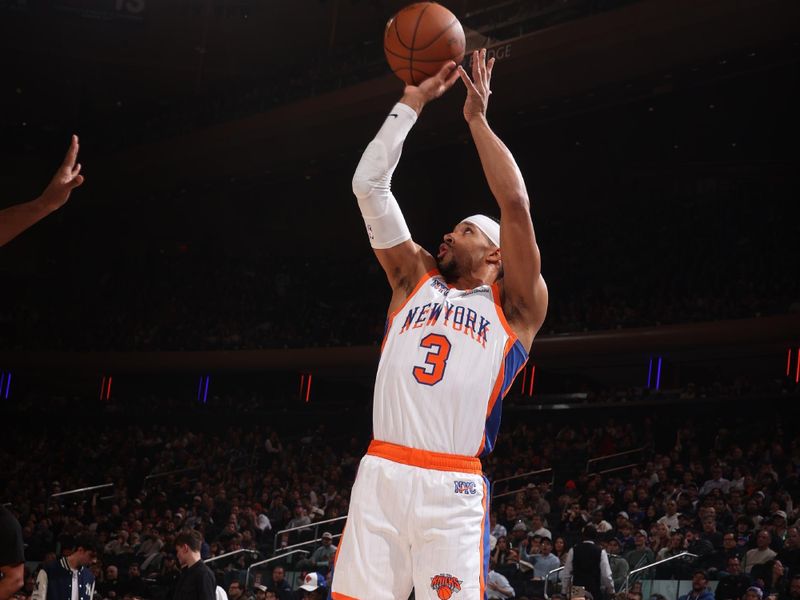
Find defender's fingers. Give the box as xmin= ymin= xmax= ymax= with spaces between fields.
xmin=62 ymin=134 xmax=79 ymax=168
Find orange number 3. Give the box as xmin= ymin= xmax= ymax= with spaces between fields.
xmin=412 ymin=334 xmax=452 ymax=386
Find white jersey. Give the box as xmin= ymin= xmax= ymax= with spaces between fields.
xmin=373 ymin=269 xmax=528 ymax=457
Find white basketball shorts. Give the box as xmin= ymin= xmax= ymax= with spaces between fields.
xmin=330 ymin=440 xmax=491 ymax=600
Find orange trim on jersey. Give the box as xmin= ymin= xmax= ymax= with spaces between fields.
xmin=490 ymin=282 xmax=518 ymax=342
xmin=331 ymin=593 xmax=360 ymax=600
xmin=479 ymin=478 xmax=489 ymax=599
xmin=380 ymin=268 xmax=440 ymax=354
xmin=367 ymin=440 xmax=482 ymax=474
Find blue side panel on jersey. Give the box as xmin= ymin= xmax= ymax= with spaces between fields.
xmin=481 ymin=339 xmax=528 ymax=457
xmin=482 ymin=475 xmax=492 ymax=600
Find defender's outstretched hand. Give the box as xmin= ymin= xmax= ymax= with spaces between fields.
xmin=400 ymin=61 xmax=460 ymax=114
xmin=39 ymin=134 xmax=84 ymax=213
xmin=458 ymin=48 xmax=495 ymax=124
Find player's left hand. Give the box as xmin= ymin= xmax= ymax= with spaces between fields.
xmin=458 ymin=48 xmax=495 ymax=124
xmin=38 ymin=135 xmax=84 ymax=213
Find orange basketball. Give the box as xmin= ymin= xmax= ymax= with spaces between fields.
xmin=384 ymin=2 xmax=466 ymax=86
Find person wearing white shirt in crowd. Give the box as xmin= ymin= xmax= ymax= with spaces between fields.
xmin=657 ymin=500 xmax=681 ymax=533
xmin=487 ymin=569 xmax=515 ymax=599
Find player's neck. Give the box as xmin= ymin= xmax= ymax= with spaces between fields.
xmin=444 ymin=272 xmax=492 ymax=290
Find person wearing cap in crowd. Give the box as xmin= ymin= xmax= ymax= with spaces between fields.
xmin=491 ymin=512 xmax=508 ymax=540
xmin=773 ymin=512 xmax=790 ymax=545
xmin=253 ymin=584 xmax=267 ymax=600
xmin=743 ymin=586 xmax=764 ymax=600
xmin=624 ymin=530 xmax=655 ymax=582
xmin=295 ymin=572 xmax=326 ymax=600
xmin=527 ymin=534 xmax=561 ymax=598
xmin=602 ymin=537 xmax=629 ymax=593
xmin=308 ymin=532 xmax=336 ymax=571
xmin=715 ymin=557 xmax=752 ymax=600
xmin=511 ymin=520 xmax=530 ymax=557
xmin=678 ymin=570 xmax=714 ymax=600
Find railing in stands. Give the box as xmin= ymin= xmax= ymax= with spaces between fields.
xmin=204 ymin=549 xmax=260 ymax=565
xmin=48 ymin=483 xmax=114 ymax=512
xmin=544 ymin=565 xmax=564 ymax=599
xmin=586 ymin=447 xmax=647 ymax=474
xmin=143 ymin=467 xmax=200 ymax=487
xmin=273 ymin=515 xmax=347 ymax=553
xmin=622 ymin=552 xmax=698 ymax=593
xmin=245 ymin=551 xmax=309 ymax=588
xmin=491 ymin=467 xmax=554 ymax=499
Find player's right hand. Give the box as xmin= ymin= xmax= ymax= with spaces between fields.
xmin=400 ymin=61 xmax=460 ymax=113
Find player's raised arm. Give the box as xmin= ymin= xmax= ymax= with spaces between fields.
xmin=0 ymin=135 xmax=84 ymax=248
xmin=352 ymin=61 xmax=460 ymax=309
xmin=457 ymin=49 xmax=548 ymax=350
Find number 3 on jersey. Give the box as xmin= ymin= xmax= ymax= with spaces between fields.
xmin=412 ymin=333 xmax=452 ymax=386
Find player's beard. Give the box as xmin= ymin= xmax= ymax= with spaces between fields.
xmin=436 ymin=254 xmax=460 ymax=281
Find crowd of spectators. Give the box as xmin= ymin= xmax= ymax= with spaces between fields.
xmin=2 ymin=392 xmax=800 ymax=600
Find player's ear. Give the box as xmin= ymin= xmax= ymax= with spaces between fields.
xmin=486 ymin=247 xmax=501 ymax=265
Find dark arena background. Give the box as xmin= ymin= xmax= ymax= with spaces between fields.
xmin=1 ymin=0 xmax=799 ymax=599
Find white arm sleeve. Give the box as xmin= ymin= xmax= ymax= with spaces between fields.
xmin=352 ymin=102 xmax=417 ymax=249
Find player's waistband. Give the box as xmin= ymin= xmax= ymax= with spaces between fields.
xmin=367 ymin=440 xmax=482 ymax=474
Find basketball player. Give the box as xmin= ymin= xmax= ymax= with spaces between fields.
xmin=0 ymin=135 xmax=84 ymax=247
xmin=331 ymin=49 xmax=547 ymax=599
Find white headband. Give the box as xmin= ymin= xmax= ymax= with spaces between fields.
xmin=461 ymin=214 xmax=500 ymax=247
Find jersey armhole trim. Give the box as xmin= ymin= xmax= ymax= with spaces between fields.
xmin=490 ymin=282 xmax=518 ymax=342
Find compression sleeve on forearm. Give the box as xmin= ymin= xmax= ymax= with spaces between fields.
xmin=352 ymin=102 xmax=417 ymax=249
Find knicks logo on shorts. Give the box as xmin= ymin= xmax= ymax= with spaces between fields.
xmin=430 ymin=573 xmax=462 ymax=599
xmin=454 ymin=480 xmax=477 ymax=494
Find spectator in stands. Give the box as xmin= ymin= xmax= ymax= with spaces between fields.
xmin=155 ymin=555 xmax=181 ymax=600
xmin=700 ymin=467 xmax=731 ymax=497
xmin=487 ymin=567 xmax=516 ymax=599
xmin=31 ymin=534 xmax=97 ymax=600
xmin=99 ymin=565 xmax=121 ymax=600
xmin=491 ymin=512 xmax=508 ymax=540
xmin=296 ymin=572 xmax=326 ymax=599
xmin=530 ymin=536 xmax=561 ymax=587
xmin=227 ymin=582 xmax=244 ymax=600
xmin=737 ymin=518 xmax=755 ymax=550
xmin=173 ymin=529 xmax=215 ymax=600
xmin=602 ymin=538 xmax=629 ymax=593
xmin=765 ymin=560 xmax=790 ymax=598
xmin=307 ymin=532 xmax=336 ymax=572
xmin=678 ymin=570 xmax=714 ymax=600
xmin=707 ymin=532 xmax=745 ymax=574
xmin=746 ymin=530 xmax=779 ymax=574
xmin=121 ymin=564 xmax=147 ymax=598
xmin=625 ymin=531 xmax=655 ymax=573
xmin=591 ymin=511 xmax=613 ymax=534
xmin=701 ymin=517 xmax=724 ymax=552
xmin=786 ymin=575 xmax=800 ymax=600
xmin=531 ymin=514 xmax=552 ymax=540
xmin=777 ymin=528 xmax=800 ymax=578
xmin=0 ymin=505 xmax=25 ymax=600
xmin=267 ymin=567 xmax=290 ymax=600
xmin=743 ymin=586 xmax=763 ymax=600
xmin=528 ymin=486 xmax=551 ymax=516
xmin=492 ymin=537 xmax=512 ymax=568
xmin=562 ymin=526 xmax=615 ymax=600
xmin=554 ymin=537 xmax=569 ymax=566
xmin=715 ymin=558 xmax=751 ymax=600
